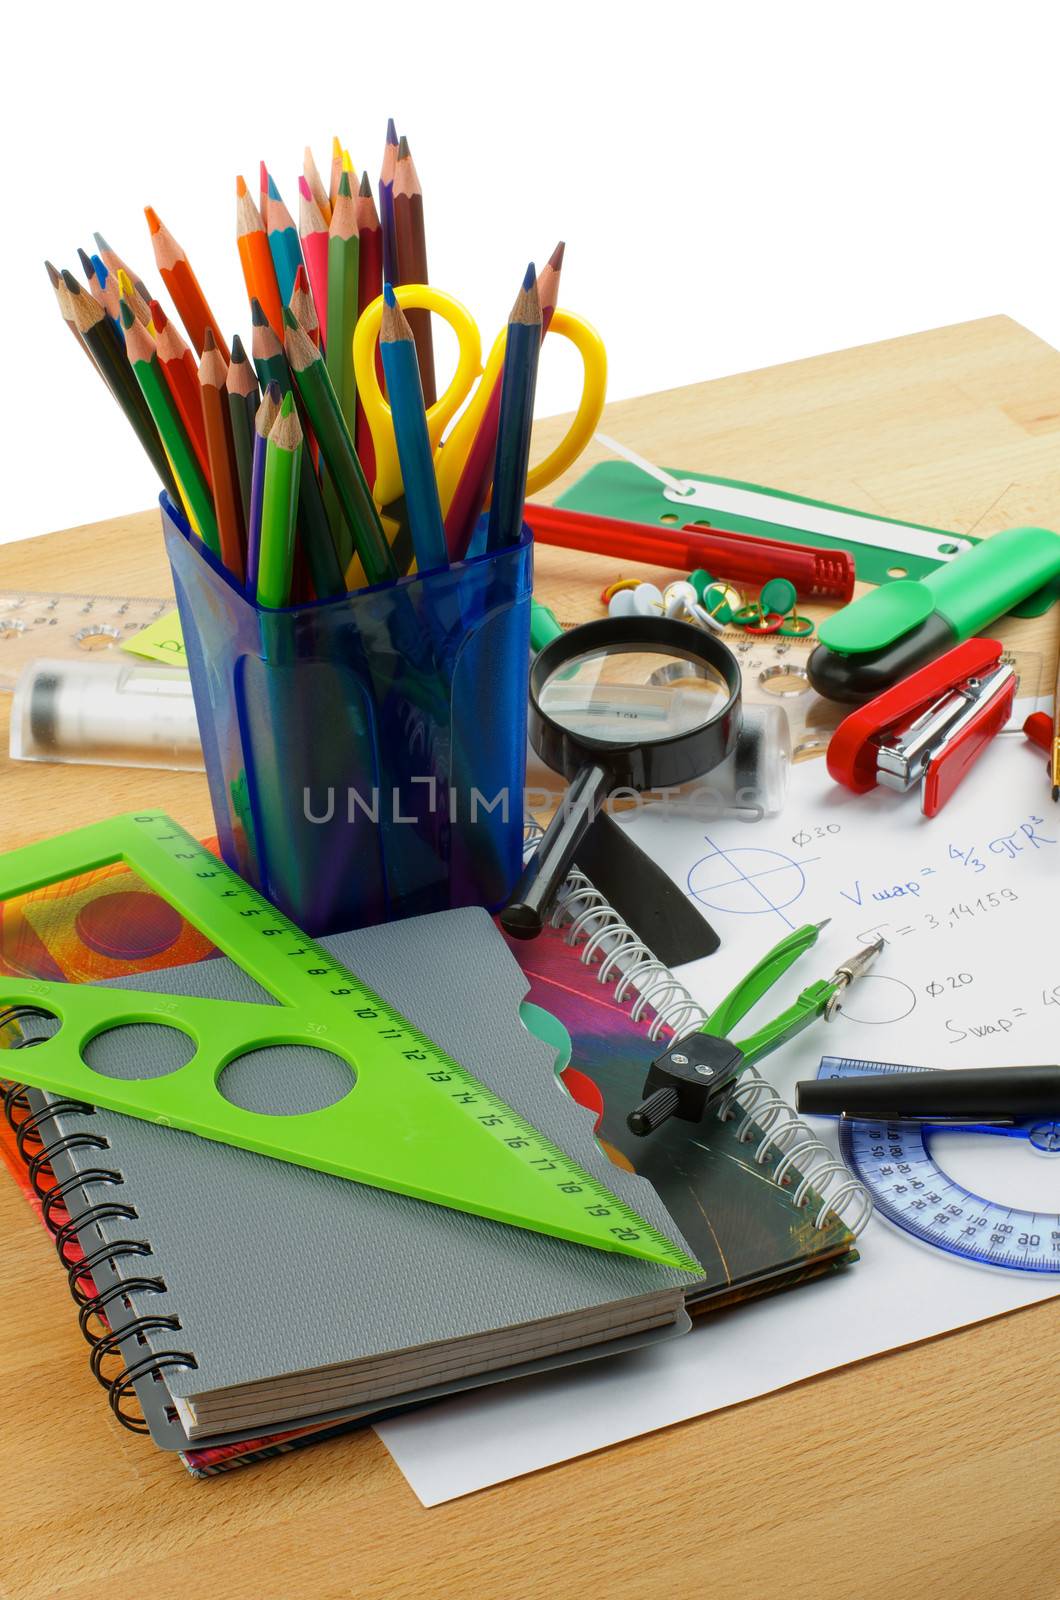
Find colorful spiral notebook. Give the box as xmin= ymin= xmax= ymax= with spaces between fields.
xmin=0 ymin=836 xmax=864 ymax=1476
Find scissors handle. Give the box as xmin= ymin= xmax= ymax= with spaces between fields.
xmin=524 ymin=310 xmax=607 ymax=499
xmin=353 ymin=285 xmax=483 ymax=509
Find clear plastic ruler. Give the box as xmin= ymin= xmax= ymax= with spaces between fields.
xmin=0 ymin=592 xmax=175 ymax=688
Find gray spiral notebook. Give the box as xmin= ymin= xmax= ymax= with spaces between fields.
xmin=27 ymin=907 xmax=697 ymax=1451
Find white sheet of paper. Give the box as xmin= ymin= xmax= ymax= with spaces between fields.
xmin=376 ymin=735 xmax=1060 ymax=1505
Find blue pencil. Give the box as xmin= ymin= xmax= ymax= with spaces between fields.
xmin=265 ymin=172 xmax=306 ymax=307
xmin=378 ymin=283 xmax=448 ymax=573
xmin=486 ymin=263 xmax=542 ymax=553
xmin=379 ymin=117 xmax=400 ymax=289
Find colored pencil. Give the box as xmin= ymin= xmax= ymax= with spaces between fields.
xmin=226 ymin=332 xmax=260 ymax=531
xmin=257 ymin=392 xmax=302 ymax=609
xmin=326 ymin=171 xmax=359 ymax=433
xmin=117 ymin=268 xmax=155 ymax=334
xmin=250 ymin=296 xmax=291 ymax=395
xmin=91 ymin=254 xmax=120 ymax=326
xmin=120 ymin=299 xmax=218 ymax=551
xmin=236 ymin=176 xmax=284 ymax=338
xmin=288 ymin=263 xmax=319 ymax=345
xmin=329 ymin=135 xmax=343 ymax=213
xmin=379 ymin=284 xmax=448 ymax=572
xmin=152 ymin=299 xmax=211 ymax=485
xmin=283 ymin=308 xmax=396 ymax=585
xmin=47 ymin=262 xmax=100 ymax=376
xmin=259 ymin=160 xmax=270 ymax=226
xmin=76 ymin=247 xmax=108 ymax=312
xmin=266 ymin=173 xmax=305 ymax=307
xmin=354 ymin=170 xmax=383 ymax=486
xmin=60 ymin=270 xmax=178 ymax=499
xmin=298 ymin=177 xmax=330 ymax=345
xmin=198 ymin=330 xmax=245 ymax=581
xmin=93 ymin=231 xmax=151 ymax=302
xmin=303 ymin=144 xmax=331 ymax=225
xmin=444 ymin=241 xmax=564 ymax=557
xmin=247 ymin=380 xmax=282 ymax=591
xmin=379 ymin=118 xmax=399 ymax=288
xmin=392 ymin=136 xmax=436 ymax=407
xmin=144 ymin=206 xmax=228 ymax=360
xmin=486 ymin=264 xmax=542 ymax=554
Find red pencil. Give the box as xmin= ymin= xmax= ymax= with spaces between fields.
xmin=354 ymin=170 xmax=383 ymax=484
xmin=298 ymin=176 xmax=330 ymax=345
xmin=152 ymin=299 xmax=212 ymax=485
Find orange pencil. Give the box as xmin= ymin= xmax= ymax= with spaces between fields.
xmin=144 ymin=206 xmax=229 ymax=360
xmin=236 ymin=175 xmax=284 ymax=338
xmin=152 ymin=300 xmax=212 ymax=486
xmin=198 ymin=330 xmax=245 ymax=582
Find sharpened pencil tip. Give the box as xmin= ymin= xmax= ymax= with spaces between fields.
xmin=548 ymin=241 xmax=566 ymax=270
xmin=76 ymin=248 xmax=95 ymax=280
xmin=282 ymin=304 xmax=299 ymax=330
xmin=44 ymin=260 xmax=60 ymax=287
xmin=60 ymin=268 xmax=81 ymax=294
xmin=267 ymin=173 xmax=281 ymax=202
xmin=383 ymin=282 xmax=397 ymax=308
xmin=259 ymin=160 xmax=269 ymax=190
xmin=332 ymin=135 xmax=342 ymax=159
xmin=231 ymin=332 xmax=247 ymax=362
xmin=298 ymin=174 xmax=312 ymax=200
xmin=522 ymin=262 xmax=537 ymax=291
xmin=359 ymin=169 xmax=372 ymax=198
xmin=118 ymin=298 xmax=135 ymax=330
xmin=250 ymin=297 xmax=267 ymax=327
xmin=144 ymin=206 xmax=161 ymax=235
xmin=386 ymin=117 xmax=398 ymax=145
xmin=93 ymin=231 xmax=112 ymax=256
xmin=236 ymin=174 xmax=248 ymax=197
xmin=149 ymin=299 xmax=168 ymax=330
xmin=397 ymin=134 xmax=410 ymax=160
xmin=267 ymin=380 xmax=282 ymax=402
xmin=293 ymin=263 xmax=309 ymax=293
xmin=203 ymin=327 xmax=217 ymax=352
xmin=338 ymin=170 xmax=352 ymax=199
xmin=279 ymin=390 xmax=295 ymax=417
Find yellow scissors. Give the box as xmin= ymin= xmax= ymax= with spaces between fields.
xmin=352 ymin=284 xmax=607 ymax=520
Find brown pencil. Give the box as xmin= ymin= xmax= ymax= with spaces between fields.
xmin=392 ymin=135 xmax=436 ymax=406
xmin=47 ymin=262 xmax=99 ymax=373
xmin=198 ymin=330 xmax=246 ymax=582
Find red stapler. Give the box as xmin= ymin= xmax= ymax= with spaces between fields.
xmin=827 ymin=638 xmax=1016 ymax=816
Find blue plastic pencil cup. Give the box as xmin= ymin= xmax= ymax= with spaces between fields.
xmin=161 ymin=495 xmax=532 ymax=937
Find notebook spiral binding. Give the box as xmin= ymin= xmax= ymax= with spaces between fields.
xmin=1 ymin=1009 xmax=198 ymax=1433
xmin=525 ymin=821 xmax=873 ymax=1237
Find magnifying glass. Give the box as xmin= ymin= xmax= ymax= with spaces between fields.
xmin=501 ymin=615 xmax=743 ymax=938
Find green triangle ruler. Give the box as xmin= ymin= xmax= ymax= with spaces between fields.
xmin=0 ymin=813 xmax=698 ymax=1274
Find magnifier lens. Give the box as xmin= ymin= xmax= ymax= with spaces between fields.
xmin=537 ymin=647 xmax=730 ymax=746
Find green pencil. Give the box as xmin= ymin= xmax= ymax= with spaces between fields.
xmin=120 ymin=301 xmax=220 ymax=556
xmin=250 ymin=297 xmax=292 ymax=395
xmin=326 ymin=170 xmax=360 ymax=432
xmin=257 ymin=392 xmax=303 ymax=608
xmin=283 ymin=308 xmax=396 ymax=587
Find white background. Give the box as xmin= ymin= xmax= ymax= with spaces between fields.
xmin=3 ymin=1 xmax=1060 ymax=545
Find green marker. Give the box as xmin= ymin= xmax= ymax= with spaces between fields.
xmin=809 ymin=525 xmax=1060 ymax=702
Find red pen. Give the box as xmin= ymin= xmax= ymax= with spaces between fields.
xmin=524 ymin=503 xmax=855 ymax=602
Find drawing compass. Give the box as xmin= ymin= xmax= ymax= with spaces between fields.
xmin=627 ymin=923 xmax=885 ymax=1135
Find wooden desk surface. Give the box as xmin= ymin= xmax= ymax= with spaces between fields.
xmin=0 ymin=316 xmax=1057 ymax=1600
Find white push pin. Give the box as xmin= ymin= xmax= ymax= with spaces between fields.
xmin=608 ymin=582 xmax=664 ymax=619
xmin=662 ymin=580 xmax=724 ymax=632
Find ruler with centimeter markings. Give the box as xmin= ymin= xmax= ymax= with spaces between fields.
xmin=0 ymin=813 xmax=698 ymax=1274
xmin=0 ymin=592 xmax=175 ymax=686
xmin=819 ymin=1056 xmax=1060 ymax=1274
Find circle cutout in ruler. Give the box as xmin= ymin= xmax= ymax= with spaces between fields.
xmin=818 ymin=1056 xmax=1060 ymax=1274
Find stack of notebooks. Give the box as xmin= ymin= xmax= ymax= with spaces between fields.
xmin=0 ymin=844 xmax=865 ymax=1475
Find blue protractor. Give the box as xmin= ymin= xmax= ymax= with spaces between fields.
xmin=818 ymin=1056 xmax=1060 ymax=1274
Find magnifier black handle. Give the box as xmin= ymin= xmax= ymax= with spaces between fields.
xmin=500 ymin=764 xmax=611 ymax=939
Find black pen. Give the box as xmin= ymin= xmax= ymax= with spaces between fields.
xmin=796 ymin=1064 xmax=1060 ymax=1123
